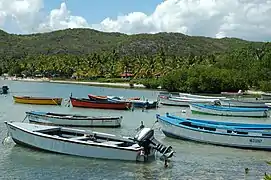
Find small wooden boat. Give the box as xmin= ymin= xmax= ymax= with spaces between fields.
xmin=158 ymin=96 xmax=214 ymax=106
xmin=219 ymin=99 xmax=270 ymax=108
xmin=157 ymin=113 xmax=271 ymax=150
xmin=189 ymin=103 xmax=269 ymax=117
xmin=179 ymin=93 xmax=226 ymax=99
xmin=13 ymin=96 xmax=62 ymax=105
xmin=70 ymin=97 xmax=131 ymax=110
xmin=5 ymin=121 xmax=174 ymax=162
xmin=25 ymin=111 xmax=122 ymax=127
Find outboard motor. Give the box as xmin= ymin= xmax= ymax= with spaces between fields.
xmin=134 ymin=128 xmax=174 ymax=161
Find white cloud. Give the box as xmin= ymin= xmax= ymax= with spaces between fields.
xmin=0 ymin=0 xmax=271 ymax=41
xmin=37 ymin=2 xmax=89 ymax=32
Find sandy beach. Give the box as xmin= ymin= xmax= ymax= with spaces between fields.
xmin=3 ymin=77 xmax=146 ymax=88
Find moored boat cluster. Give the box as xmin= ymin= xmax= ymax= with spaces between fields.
xmin=3 ymin=90 xmax=271 ymax=165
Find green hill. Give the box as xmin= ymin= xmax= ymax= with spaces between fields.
xmin=0 ymin=28 xmax=263 ymax=57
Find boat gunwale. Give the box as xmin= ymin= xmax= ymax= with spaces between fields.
xmin=190 ymin=103 xmax=269 ymax=112
xmin=13 ymin=96 xmax=62 ymax=101
xmin=5 ymin=122 xmax=142 ymax=152
xmin=26 ymin=111 xmax=122 ymax=121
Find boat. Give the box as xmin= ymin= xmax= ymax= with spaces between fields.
xmin=109 ymin=97 xmax=158 ymax=109
xmin=179 ymin=93 xmax=226 ymax=99
xmin=158 ymin=96 xmax=215 ymax=106
xmin=189 ymin=103 xmax=269 ymax=117
xmin=4 ymin=121 xmax=174 ymax=162
xmin=88 ymin=94 xmax=140 ymax=101
xmin=88 ymin=94 xmax=156 ymax=109
xmin=0 ymin=85 xmax=9 ymax=94
xmin=25 ymin=111 xmax=123 ymax=127
xmin=221 ymin=90 xmax=243 ymax=96
xmin=70 ymin=97 xmax=131 ymax=110
xmin=219 ymin=99 xmax=270 ymax=108
xmin=13 ymin=96 xmax=62 ymax=105
xmin=157 ymin=113 xmax=271 ymax=150
xmin=262 ymin=93 xmax=271 ymax=100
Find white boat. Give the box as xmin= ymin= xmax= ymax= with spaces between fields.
xmin=25 ymin=111 xmax=122 ymax=127
xmin=4 ymin=121 xmax=174 ymax=162
xmin=189 ymin=103 xmax=269 ymax=117
xmin=219 ymin=99 xmax=270 ymax=108
xmin=179 ymin=93 xmax=226 ymax=100
xmin=157 ymin=113 xmax=271 ymax=150
xmin=262 ymin=93 xmax=271 ymax=100
xmin=158 ymin=96 xmax=214 ymax=106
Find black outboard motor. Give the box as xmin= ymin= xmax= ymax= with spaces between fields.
xmin=134 ymin=128 xmax=174 ymax=161
xmin=1 ymin=86 xmax=9 ymax=94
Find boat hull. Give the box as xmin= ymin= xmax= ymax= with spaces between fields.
xmin=5 ymin=122 xmax=153 ymax=162
xmin=157 ymin=116 xmax=271 ymax=150
xmin=26 ymin=112 xmax=122 ymax=127
xmin=159 ymin=96 xmax=212 ymax=106
xmin=13 ymin=96 xmax=62 ymax=105
xmin=220 ymin=99 xmax=269 ymax=108
xmin=70 ymin=97 xmax=131 ymax=110
xmin=190 ymin=103 xmax=269 ymax=117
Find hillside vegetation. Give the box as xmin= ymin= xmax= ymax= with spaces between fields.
xmin=0 ymin=28 xmax=270 ymax=93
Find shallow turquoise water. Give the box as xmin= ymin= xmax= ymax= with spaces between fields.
xmin=0 ymin=80 xmax=271 ymax=180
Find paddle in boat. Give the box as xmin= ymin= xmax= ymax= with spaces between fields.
xmin=70 ymin=97 xmax=131 ymax=110
xmin=13 ymin=95 xmax=62 ymax=105
xmin=4 ymin=121 xmax=174 ymax=162
xmin=189 ymin=103 xmax=270 ymax=117
xmin=157 ymin=113 xmax=271 ymax=151
xmin=25 ymin=111 xmax=122 ymax=127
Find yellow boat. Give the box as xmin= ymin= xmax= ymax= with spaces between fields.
xmin=13 ymin=96 xmax=62 ymax=105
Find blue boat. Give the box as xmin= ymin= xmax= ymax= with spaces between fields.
xmin=189 ymin=103 xmax=269 ymax=117
xmin=157 ymin=113 xmax=271 ymax=150
xmin=109 ymin=97 xmax=158 ymax=109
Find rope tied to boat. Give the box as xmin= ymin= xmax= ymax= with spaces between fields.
xmin=22 ymin=114 xmax=28 ymax=122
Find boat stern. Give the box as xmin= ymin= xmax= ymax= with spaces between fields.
xmin=134 ymin=127 xmax=175 ymax=162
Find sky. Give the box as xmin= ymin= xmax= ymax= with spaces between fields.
xmin=0 ymin=0 xmax=271 ymax=41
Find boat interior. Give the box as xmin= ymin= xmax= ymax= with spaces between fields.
xmin=35 ymin=127 xmax=136 ymax=147
xmin=178 ymin=121 xmax=271 ymax=137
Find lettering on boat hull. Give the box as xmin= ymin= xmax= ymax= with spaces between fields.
xmin=249 ymin=139 xmax=262 ymax=143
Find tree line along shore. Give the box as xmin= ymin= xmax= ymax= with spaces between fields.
xmin=0 ymin=28 xmax=270 ymax=93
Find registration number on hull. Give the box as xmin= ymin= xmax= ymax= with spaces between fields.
xmin=249 ymin=139 xmax=262 ymax=143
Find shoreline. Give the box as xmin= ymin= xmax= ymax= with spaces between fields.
xmin=1 ymin=77 xmax=266 ymax=95
xmin=2 ymin=77 xmax=147 ymax=89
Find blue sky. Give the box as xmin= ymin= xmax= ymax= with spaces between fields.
xmin=43 ymin=0 xmax=163 ymax=24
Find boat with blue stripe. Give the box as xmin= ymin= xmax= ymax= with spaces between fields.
xmin=189 ymin=103 xmax=269 ymax=117
xmin=157 ymin=113 xmax=271 ymax=150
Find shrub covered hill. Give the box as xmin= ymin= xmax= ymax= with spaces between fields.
xmin=0 ymin=28 xmax=270 ymax=93
xmin=0 ymin=28 xmax=262 ymax=56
